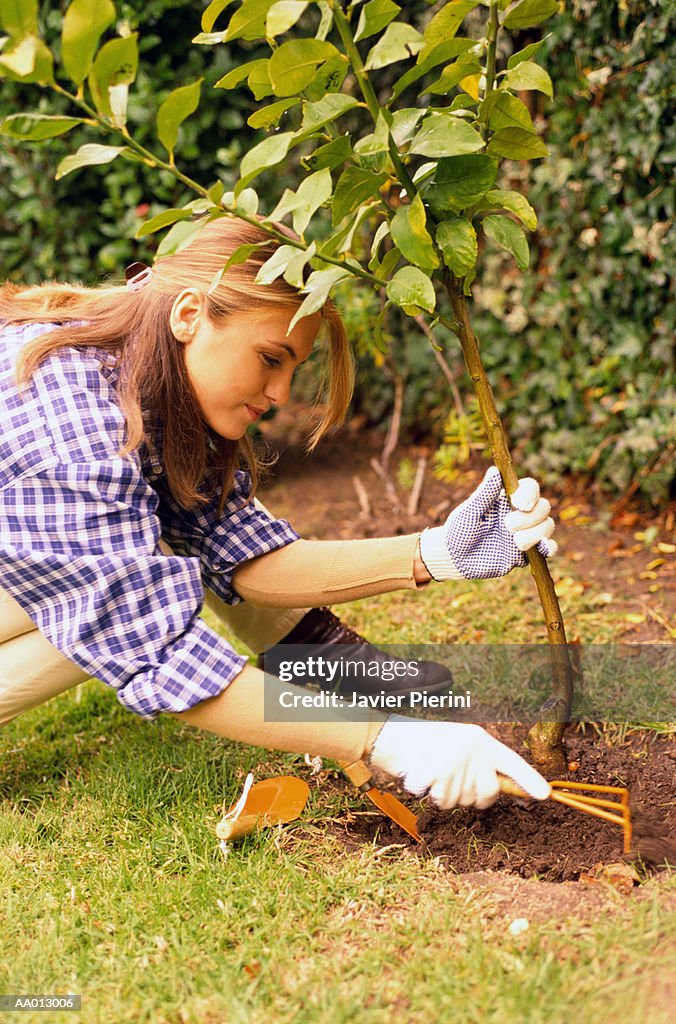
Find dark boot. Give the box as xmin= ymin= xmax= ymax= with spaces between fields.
xmin=258 ymin=607 xmax=452 ymax=698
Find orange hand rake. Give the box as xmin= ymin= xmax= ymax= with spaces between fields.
xmin=340 ymin=761 xmax=632 ymax=854
xmin=499 ymin=776 xmax=632 ymax=853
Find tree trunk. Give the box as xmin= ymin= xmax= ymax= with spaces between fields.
xmin=444 ymin=274 xmax=572 ymax=776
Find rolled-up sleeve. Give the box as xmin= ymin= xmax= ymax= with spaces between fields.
xmin=0 ymin=459 xmax=251 ymax=718
xmin=0 ymin=334 xmax=254 ymax=719
xmin=152 ymin=469 xmax=300 ymax=606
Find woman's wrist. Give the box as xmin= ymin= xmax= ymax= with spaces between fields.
xmin=414 ymin=535 xmax=433 ymax=585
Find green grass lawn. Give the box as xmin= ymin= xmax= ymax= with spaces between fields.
xmin=1 ymin=571 xmax=674 ymax=1023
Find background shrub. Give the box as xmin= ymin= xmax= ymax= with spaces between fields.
xmin=0 ymin=0 xmax=672 ymax=504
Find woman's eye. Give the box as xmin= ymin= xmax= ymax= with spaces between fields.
xmin=261 ymin=353 xmax=281 ymax=368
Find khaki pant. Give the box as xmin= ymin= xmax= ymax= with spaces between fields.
xmin=0 ymin=547 xmax=306 ymax=728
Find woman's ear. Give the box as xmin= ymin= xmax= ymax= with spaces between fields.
xmin=170 ymin=289 xmax=204 ymax=343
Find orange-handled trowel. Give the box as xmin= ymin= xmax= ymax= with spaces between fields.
xmin=216 ymin=774 xmax=310 ymax=843
xmin=340 ymin=758 xmax=422 ymax=842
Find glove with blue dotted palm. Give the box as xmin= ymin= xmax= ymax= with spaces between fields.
xmin=419 ymin=466 xmax=557 ymax=581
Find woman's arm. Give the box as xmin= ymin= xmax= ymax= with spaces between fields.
xmin=172 ymin=662 xmax=551 ymax=810
xmin=232 ymin=534 xmax=427 ymax=607
xmin=233 ymin=468 xmax=555 ymax=607
xmin=170 ymin=662 xmax=385 ymax=762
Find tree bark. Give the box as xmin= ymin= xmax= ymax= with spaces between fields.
xmin=445 ymin=273 xmax=572 ymax=776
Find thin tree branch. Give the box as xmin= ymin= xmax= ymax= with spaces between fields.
xmin=415 ymin=315 xmax=466 ymax=418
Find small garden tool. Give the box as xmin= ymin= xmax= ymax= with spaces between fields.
xmin=216 ymin=774 xmax=310 ymax=845
xmin=340 ymin=761 xmax=632 ymax=853
xmin=499 ymin=775 xmax=632 ymax=853
xmin=340 ymin=758 xmax=422 ymax=842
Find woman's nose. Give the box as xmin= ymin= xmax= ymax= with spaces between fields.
xmin=264 ymin=371 xmax=292 ymax=407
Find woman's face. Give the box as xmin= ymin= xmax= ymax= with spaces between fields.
xmin=171 ymin=293 xmax=320 ymax=440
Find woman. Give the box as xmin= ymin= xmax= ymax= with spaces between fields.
xmin=0 ymin=218 xmax=556 ymax=809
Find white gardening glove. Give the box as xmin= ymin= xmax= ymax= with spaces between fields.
xmin=370 ymin=715 xmax=550 ymax=810
xmin=419 ymin=466 xmax=557 ymax=581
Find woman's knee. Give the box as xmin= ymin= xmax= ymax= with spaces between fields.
xmin=0 ymin=630 xmax=88 ymax=727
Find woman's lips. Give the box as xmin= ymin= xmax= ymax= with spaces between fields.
xmin=246 ymin=405 xmax=265 ymax=421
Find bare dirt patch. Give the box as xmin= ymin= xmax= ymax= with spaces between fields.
xmin=258 ymin=421 xmax=675 ymax=643
xmin=258 ymin=421 xmax=675 ymax=880
xmin=331 ymin=728 xmax=675 ymax=881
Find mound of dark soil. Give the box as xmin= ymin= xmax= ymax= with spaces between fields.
xmin=341 ymin=728 xmax=675 ymax=881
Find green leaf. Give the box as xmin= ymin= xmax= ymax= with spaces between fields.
xmin=287 ymin=266 xmax=349 ymax=332
xmin=303 ymin=55 xmax=348 ymax=102
xmin=390 ymin=193 xmax=439 ymax=270
xmin=501 ymin=60 xmax=553 ymax=98
xmin=209 ymin=241 xmax=269 ymax=293
xmin=293 ymin=170 xmax=333 ymax=235
xmin=156 ymin=217 xmax=211 ymax=258
xmin=386 ymin=266 xmax=436 ymax=314
xmin=266 ymin=1 xmax=308 ymax=38
xmin=436 ymin=218 xmax=477 ymax=277
xmin=316 ymin=0 xmax=332 ymax=40
xmin=283 ymin=242 xmax=316 ymax=288
xmin=248 ymin=97 xmax=297 ymax=129
xmin=390 ymin=107 xmax=424 ymax=147
xmin=370 ymin=219 xmax=391 ymax=261
xmin=425 ymin=154 xmax=497 ymax=213
xmin=248 ymin=60 xmax=275 ymax=100
xmin=202 ymin=0 xmax=236 ymax=32
xmin=234 ymin=188 xmax=260 ymax=216
xmin=208 ymin=180 xmax=225 ymax=205
xmin=0 ymin=34 xmax=52 ymax=82
xmin=476 ymin=188 xmax=537 ymax=231
xmin=506 ymin=36 xmax=548 ymax=69
xmin=332 ymin=166 xmax=388 ymax=225
xmin=55 ymin=143 xmax=126 ymax=180
xmin=224 ymin=241 xmax=268 ymax=271
xmin=237 ymin=131 xmax=296 ymax=192
xmin=482 ymin=214 xmax=530 ymax=270
xmin=354 ymin=0 xmax=400 ymax=43
xmin=370 ymin=244 xmax=401 ymax=279
xmin=214 ymin=59 xmax=266 ymax=90
xmin=135 ymin=208 xmax=193 ymax=238
xmin=269 ymin=168 xmax=332 ymax=235
xmin=372 ymin=301 xmax=391 ymax=353
xmin=409 ymin=113 xmax=484 ymax=158
xmin=157 ymin=79 xmax=202 ymax=159
xmin=353 ymin=110 xmax=391 ymax=172
xmin=225 ymin=0 xmax=276 ymax=42
xmin=329 ymin=202 xmax=380 ymax=256
xmin=0 ymin=0 xmax=37 ymax=39
xmin=0 ymin=113 xmax=83 ymax=140
xmin=269 ymin=38 xmax=339 ymax=96
xmin=88 ymin=35 xmax=138 ymax=119
xmin=391 ymin=37 xmax=475 ymax=100
xmin=255 ymin=243 xmax=300 ymax=286
xmin=448 ymin=94 xmax=478 ymax=112
xmin=61 ymin=0 xmax=115 ymax=87
xmin=480 ymin=91 xmax=536 ymax=133
xmin=425 ymin=56 xmax=482 ymax=95
xmin=421 ymin=1 xmax=476 ymax=54
xmin=298 ymin=92 xmax=359 ymax=136
xmin=304 ymin=134 xmax=353 ymax=171
xmin=192 ymin=30 xmax=228 ymax=44
xmin=412 ymin=161 xmax=437 ymax=186
xmin=503 ymin=0 xmax=559 ymax=31
xmin=486 ymin=127 xmax=548 ymax=160
xmin=363 ymin=23 xmax=424 ymax=71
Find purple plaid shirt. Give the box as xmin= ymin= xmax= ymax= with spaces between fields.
xmin=0 ymin=321 xmax=299 ymax=719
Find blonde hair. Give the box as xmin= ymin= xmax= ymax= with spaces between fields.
xmin=0 ymin=218 xmax=354 ymax=511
